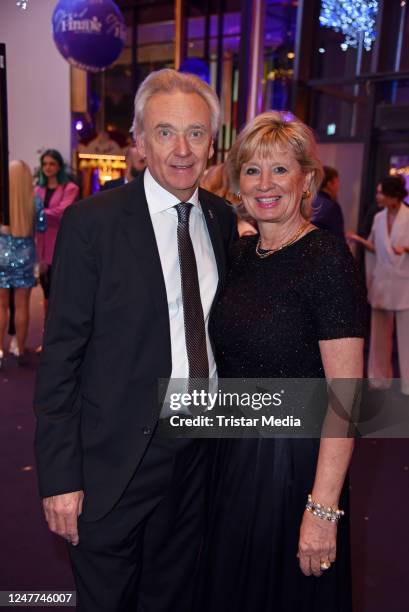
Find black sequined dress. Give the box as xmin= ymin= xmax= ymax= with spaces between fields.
xmin=198 ymin=230 xmax=366 ymax=612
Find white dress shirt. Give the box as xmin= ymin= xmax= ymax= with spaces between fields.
xmin=144 ymin=169 xmax=218 ymax=382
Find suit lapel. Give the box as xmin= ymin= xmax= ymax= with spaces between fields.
xmin=120 ymin=176 xmax=171 ymax=343
xmin=199 ymin=188 xmax=226 ymax=287
xmin=119 ymin=181 xmax=227 ymax=352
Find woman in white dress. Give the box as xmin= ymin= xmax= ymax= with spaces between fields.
xmin=348 ymin=175 xmax=409 ymax=394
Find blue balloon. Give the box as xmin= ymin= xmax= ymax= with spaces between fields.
xmin=52 ymin=0 xmax=127 ymax=73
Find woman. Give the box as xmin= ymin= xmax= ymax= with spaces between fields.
xmin=348 ymin=176 xmax=409 ymax=394
xmin=0 ymin=161 xmax=46 ymax=367
xmin=198 ymin=112 xmax=366 ymax=611
xmin=35 ymin=149 xmax=79 ymax=321
xmin=201 ymin=162 xmax=258 ymax=237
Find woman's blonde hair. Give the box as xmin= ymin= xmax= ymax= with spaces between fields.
xmin=226 ymin=111 xmax=324 ymax=219
xmin=9 ymin=160 xmax=34 ymax=238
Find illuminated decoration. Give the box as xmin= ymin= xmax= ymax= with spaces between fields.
xmin=77 ymin=152 xmax=126 ymax=196
xmin=282 ymin=111 xmax=295 ymax=122
xmin=52 ymin=0 xmax=127 ymax=73
xmin=390 ymin=166 xmax=409 ymax=176
xmin=319 ymin=0 xmax=379 ymax=51
xmin=267 ymin=68 xmax=294 ymax=81
xmin=16 ymin=1 xmax=28 ymax=9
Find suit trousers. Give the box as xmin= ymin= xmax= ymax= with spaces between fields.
xmin=68 ymin=431 xmax=207 ymax=611
xmin=368 ymin=307 xmax=409 ymax=395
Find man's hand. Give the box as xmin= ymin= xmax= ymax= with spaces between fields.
xmin=43 ymin=490 xmax=84 ymax=546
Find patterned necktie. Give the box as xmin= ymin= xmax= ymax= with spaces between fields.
xmin=175 ymin=202 xmax=209 ymax=382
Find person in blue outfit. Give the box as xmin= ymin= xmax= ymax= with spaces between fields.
xmin=311 ymin=165 xmax=345 ymax=241
xmin=0 ymin=160 xmax=46 ymax=367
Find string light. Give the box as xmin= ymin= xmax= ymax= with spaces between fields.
xmin=319 ymin=0 xmax=379 ymax=51
xmin=16 ymin=0 xmax=28 ymax=9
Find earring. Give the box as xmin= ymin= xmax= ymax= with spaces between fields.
xmin=302 ymin=189 xmax=311 ymax=199
xmin=236 ymin=191 xmax=242 ymax=201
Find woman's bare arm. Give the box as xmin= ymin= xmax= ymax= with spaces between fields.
xmin=298 ymin=337 xmax=363 ymax=578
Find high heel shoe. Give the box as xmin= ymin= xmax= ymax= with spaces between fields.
xmin=9 ymin=335 xmax=19 ymax=356
xmin=17 ymin=353 xmax=28 ymax=367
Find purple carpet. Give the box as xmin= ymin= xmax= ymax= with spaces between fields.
xmin=0 ymin=287 xmax=408 ymax=611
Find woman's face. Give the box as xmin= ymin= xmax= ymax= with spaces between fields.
xmin=376 ymin=184 xmax=399 ymax=210
xmin=42 ymin=155 xmax=60 ymax=180
xmin=239 ymin=146 xmax=311 ymax=227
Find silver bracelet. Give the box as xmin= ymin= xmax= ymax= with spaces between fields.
xmin=306 ymin=494 xmax=344 ymax=523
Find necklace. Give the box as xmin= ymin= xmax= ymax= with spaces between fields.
xmin=255 ymin=222 xmax=310 ymax=259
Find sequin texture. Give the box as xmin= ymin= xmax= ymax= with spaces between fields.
xmin=0 ymin=197 xmax=46 ymax=288
xmin=209 ymin=229 xmax=367 ymax=379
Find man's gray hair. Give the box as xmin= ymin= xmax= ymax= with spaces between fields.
xmin=130 ymin=69 xmax=221 ymax=139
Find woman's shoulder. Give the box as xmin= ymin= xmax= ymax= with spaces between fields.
xmin=62 ymin=180 xmax=80 ymax=193
xmin=298 ymin=230 xmax=361 ymax=286
xmin=399 ymin=202 xmax=409 ymax=218
xmin=228 ymin=235 xmax=257 ymax=266
xmin=299 ymin=228 xmax=349 ymax=259
xmin=372 ymin=208 xmax=386 ymax=225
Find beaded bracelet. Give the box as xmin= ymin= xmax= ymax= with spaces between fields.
xmin=305 ymin=494 xmax=344 ymax=523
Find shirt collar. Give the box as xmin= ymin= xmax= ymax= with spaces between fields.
xmin=144 ymin=168 xmax=201 ymax=215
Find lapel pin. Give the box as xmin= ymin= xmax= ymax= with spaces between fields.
xmin=208 ymin=209 xmax=214 ymax=219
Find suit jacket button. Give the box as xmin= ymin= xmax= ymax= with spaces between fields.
xmin=142 ymin=426 xmax=152 ymax=436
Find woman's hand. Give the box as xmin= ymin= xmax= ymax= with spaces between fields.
xmin=297 ymin=510 xmax=337 ymax=577
xmin=345 ymin=231 xmax=359 ymax=242
xmin=345 ymin=232 xmax=375 ymax=252
xmin=38 ymin=261 xmax=49 ymax=275
xmin=392 ymin=245 xmax=409 ymax=255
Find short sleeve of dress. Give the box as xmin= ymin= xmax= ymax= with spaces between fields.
xmin=304 ymin=232 xmax=367 ymax=340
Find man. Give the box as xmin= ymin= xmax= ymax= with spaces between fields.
xmin=100 ymin=145 xmax=146 ymax=190
xmin=34 ymin=69 xmax=236 ymax=611
xmin=311 ymin=165 xmax=345 ymax=241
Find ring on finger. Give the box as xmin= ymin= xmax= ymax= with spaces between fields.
xmin=320 ymin=560 xmax=331 ymax=570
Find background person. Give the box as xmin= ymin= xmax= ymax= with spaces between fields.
xmin=201 ymin=161 xmax=258 ymax=238
xmin=35 ymin=149 xmax=79 ymax=333
xmin=8 ymin=290 xmax=18 ymax=355
xmin=0 ymin=161 xmax=46 ymax=368
xmin=198 ymin=111 xmax=366 ymax=612
xmin=348 ymin=175 xmax=409 ymax=394
xmin=311 ymin=165 xmax=345 ymax=240
xmin=100 ymin=145 xmax=146 ymax=190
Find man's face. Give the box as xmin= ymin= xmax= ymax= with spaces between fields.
xmin=136 ymin=91 xmax=214 ymax=201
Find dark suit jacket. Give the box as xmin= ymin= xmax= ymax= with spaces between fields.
xmin=99 ymin=177 xmax=125 ymax=191
xmin=34 ymin=173 xmax=236 ymax=521
xmin=311 ymin=190 xmax=345 ymax=241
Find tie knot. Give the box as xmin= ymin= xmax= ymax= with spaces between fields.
xmin=175 ymin=202 xmax=192 ymax=224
